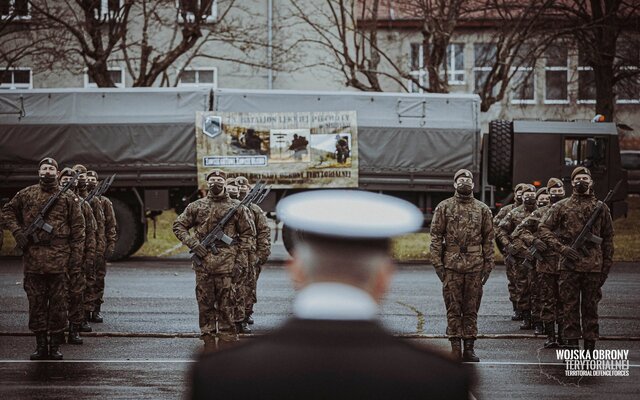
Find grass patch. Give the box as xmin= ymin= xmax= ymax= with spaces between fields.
xmin=134 ymin=210 xmax=187 ymax=257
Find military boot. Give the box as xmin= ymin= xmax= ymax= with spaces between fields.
xmin=449 ymin=337 xmax=462 ymax=361
xmin=91 ymin=306 xmax=104 ymax=323
xmin=533 ymin=321 xmax=544 ymax=336
xmin=557 ymin=321 xmax=565 ymax=347
xmin=30 ymin=332 xmax=48 ymax=360
xmin=584 ymin=340 xmax=596 ymax=358
xmin=519 ymin=310 xmax=532 ymax=330
xmin=543 ymin=322 xmax=558 ymax=348
xmin=462 ymin=339 xmax=480 ymax=362
xmin=245 ymin=315 xmax=254 ymax=325
xmin=511 ymin=302 xmax=523 ymax=321
xmin=202 ymin=335 xmax=217 ymax=353
xmin=67 ymin=324 xmax=83 ymax=345
xmin=236 ymin=322 xmax=252 ymax=334
xmin=49 ymin=333 xmax=64 ymax=360
xmin=80 ymin=312 xmax=93 ymax=332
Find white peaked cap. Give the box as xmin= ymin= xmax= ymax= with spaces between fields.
xmin=277 ymin=190 xmax=423 ymax=239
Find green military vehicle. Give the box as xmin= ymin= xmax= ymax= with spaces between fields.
xmin=0 ymin=88 xmax=628 ymax=259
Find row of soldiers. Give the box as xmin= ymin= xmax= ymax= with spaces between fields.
xmin=1 ymin=158 xmax=117 ymax=360
xmin=430 ymin=166 xmax=613 ymax=362
xmin=173 ymin=170 xmax=272 ymax=351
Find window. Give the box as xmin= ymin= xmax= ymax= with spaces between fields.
xmin=473 ymin=43 xmax=496 ymax=95
xmin=408 ymin=43 xmax=427 ymax=93
xmin=0 ymin=0 xmax=29 ymax=19
xmin=178 ymin=67 xmax=217 ymax=87
xmin=94 ymin=0 xmax=122 ymax=21
xmin=564 ymin=137 xmax=606 ymax=168
xmin=176 ymin=0 xmax=217 ymax=23
xmin=511 ymin=45 xmax=536 ymax=104
xmin=544 ymin=46 xmax=569 ymax=103
xmin=0 ymin=68 xmax=32 ymax=89
xmin=578 ymin=50 xmax=596 ymax=103
xmin=84 ymin=68 xmax=125 ymax=88
xmin=616 ymin=72 xmax=640 ymax=104
xmin=443 ymin=43 xmax=465 ymax=85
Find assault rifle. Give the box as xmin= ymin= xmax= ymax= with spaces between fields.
xmin=85 ymin=174 xmax=116 ymax=203
xmin=191 ymin=181 xmax=266 ymax=267
xmin=24 ymin=172 xmax=79 ymax=244
xmin=255 ymin=184 xmax=271 ymax=205
xmin=563 ymin=180 xmax=620 ymax=269
xmin=522 ymin=245 xmax=544 ymax=269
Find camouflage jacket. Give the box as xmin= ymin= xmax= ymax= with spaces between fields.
xmin=249 ymin=203 xmax=271 ymax=267
xmin=3 ymin=183 xmax=85 ymax=274
xmin=539 ymin=194 xmax=614 ymax=274
xmin=173 ymin=191 xmax=256 ymax=274
xmin=493 ymin=203 xmax=515 ymax=228
xmin=70 ymin=192 xmax=97 ymax=269
xmin=99 ymin=196 xmax=118 ymax=256
xmin=512 ymin=205 xmax=560 ymax=274
xmin=496 ymin=204 xmax=536 ymax=257
xmin=430 ymin=193 xmax=495 ymax=273
xmin=77 ymin=187 xmax=106 ymax=257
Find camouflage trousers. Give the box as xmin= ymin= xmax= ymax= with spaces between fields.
xmin=443 ymin=270 xmax=483 ymax=339
xmin=514 ymin=261 xmax=531 ymax=312
xmin=245 ymin=265 xmax=262 ymax=317
xmin=505 ymin=257 xmax=518 ymax=303
xmin=23 ymin=273 xmax=67 ymax=334
xmin=530 ymin=269 xmax=541 ymax=323
xmin=93 ymin=256 xmax=107 ymax=308
xmin=233 ymin=266 xmax=254 ymax=323
xmin=65 ymin=264 xmax=86 ymax=325
xmin=195 ymin=270 xmax=238 ymax=342
xmin=559 ymin=271 xmax=602 ymax=341
xmin=84 ymin=258 xmax=98 ymax=312
xmin=538 ymin=272 xmax=562 ymax=323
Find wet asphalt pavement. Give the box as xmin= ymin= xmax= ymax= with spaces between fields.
xmin=1 ymin=257 xmax=639 ymax=399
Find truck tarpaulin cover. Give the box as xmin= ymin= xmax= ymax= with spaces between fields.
xmin=195 ymin=111 xmax=358 ymax=189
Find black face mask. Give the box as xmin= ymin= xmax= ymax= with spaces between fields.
xmin=229 ymin=192 xmax=239 ymax=200
xmin=523 ymin=197 xmax=536 ymax=207
xmin=455 ymin=182 xmax=473 ymax=196
xmin=87 ymin=182 xmax=97 ymax=191
xmin=239 ymin=190 xmax=248 ymax=200
xmin=537 ymin=200 xmax=549 ymax=207
xmin=208 ymin=182 xmax=225 ymax=195
xmin=515 ymin=195 xmax=523 ymax=205
xmin=549 ymin=194 xmax=564 ymax=204
xmin=77 ymin=179 xmax=87 ymax=189
xmin=573 ymin=181 xmax=590 ymax=195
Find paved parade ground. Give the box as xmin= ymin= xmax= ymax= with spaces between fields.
xmin=1 ymin=257 xmax=639 ymax=399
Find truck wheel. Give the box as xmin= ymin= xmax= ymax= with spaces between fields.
xmin=110 ymin=198 xmax=143 ymax=260
xmin=488 ymin=120 xmax=514 ymax=189
xmin=282 ymin=224 xmax=305 ymax=256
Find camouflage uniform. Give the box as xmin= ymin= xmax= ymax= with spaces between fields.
xmin=173 ymin=190 xmax=255 ymax=343
xmin=84 ymin=194 xmax=105 ymax=313
xmin=539 ymin=193 xmax=614 ymax=345
xmin=430 ymin=193 xmax=495 ymax=340
xmin=231 ymin=201 xmax=256 ymax=327
xmin=493 ymin=203 xmax=519 ymax=306
xmin=93 ymin=195 xmax=117 ymax=312
xmin=2 ymin=182 xmax=85 ymax=335
xmin=245 ymin=202 xmax=272 ymax=319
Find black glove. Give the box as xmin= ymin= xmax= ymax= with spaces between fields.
xmin=191 ymin=242 xmax=208 ymax=258
xmin=561 ymin=246 xmax=580 ymax=262
xmin=506 ymin=244 xmax=520 ymax=255
xmin=435 ymin=267 xmax=445 ymax=283
xmin=533 ymin=239 xmax=547 ymax=252
xmin=13 ymin=231 xmax=28 ymax=249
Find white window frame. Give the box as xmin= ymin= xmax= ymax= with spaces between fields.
xmin=94 ymin=0 xmax=122 ymax=22
xmin=408 ymin=43 xmax=427 ymax=93
xmin=616 ymin=66 xmax=640 ymax=104
xmin=0 ymin=67 xmax=32 ymax=89
xmin=176 ymin=0 xmax=217 ymax=24
xmin=0 ymin=0 xmax=31 ymax=20
xmin=177 ymin=67 xmax=218 ymax=88
xmin=510 ymin=66 xmax=536 ymax=105
xmin=544 ymin=51 xmax=569 ymax=104
xmin=83 ymin=67 xmax=125 ymax=88
xmin=442 ymin=43 xmax=465 ymax=85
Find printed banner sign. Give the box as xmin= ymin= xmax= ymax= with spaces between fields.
xmin=195 ymin=111 xmax=358 ymax=189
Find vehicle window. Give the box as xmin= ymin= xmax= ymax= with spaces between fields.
xmin=621 ymin=153 xmax=640 ymax=170
xmin=564 ymin=137 xmax=606 ymax=168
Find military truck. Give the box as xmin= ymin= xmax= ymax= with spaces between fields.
xmin=0 ymin=88 xmax=628 ymax=259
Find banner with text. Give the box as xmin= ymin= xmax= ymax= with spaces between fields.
xmin=195 ymin=111 xmax=358 ymax=189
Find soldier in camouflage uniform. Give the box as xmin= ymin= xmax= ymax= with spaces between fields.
xmin=3 ymin=158 xmax=85 ymax=360
xmin=74 ymin=164 xmax=105 ymax=330
xmin=494 ymin=183 xmax=526 ymax=320
xmin=430 ymin=169 xmax=494 ymax=362
xmin=514 ymin=178 xmax=566 ymax=347
xmin=59 ymin=167 xmax=96 ymax=345
xmin=539 ymin=167 xmax=614 ymax=353
xmin=87 ymin=170 xmax=117 ymax=323
xmin=226 ymin=178 xmax=240 ymax=200
xmin=238 ymin=177 xmax=272 ymax=326
xmin=496 ymin=184 xmax=537 ymax=329
xmin=173 ymin=169 xmax=255 ymax=351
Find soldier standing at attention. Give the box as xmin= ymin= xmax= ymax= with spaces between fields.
xmin=241 ymin=178 xmax=272 ymax=326
xmin=2 ymin=158 xmax=85 ymax=360
xmin=173 ymin=169 xmax=255 ymax=351
xmin=73 ymin=164 xmax=104 ymax=332
xmin=430 ymin=169 xmax=494 ymax=362
xmin=497 ymin=184 xmax=537 ymax=329
xmin=226 ymin=178 xmax=240 ymax=200
xmin=539 ymin=167 xmax=614 ymax=353
xmin=494 ymin=183 xmax=526 ymax=320
xmin=87 ymin=170 xmax=117 ymax=323
xmin=59 ymin=167 xmax=96 ymax=345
